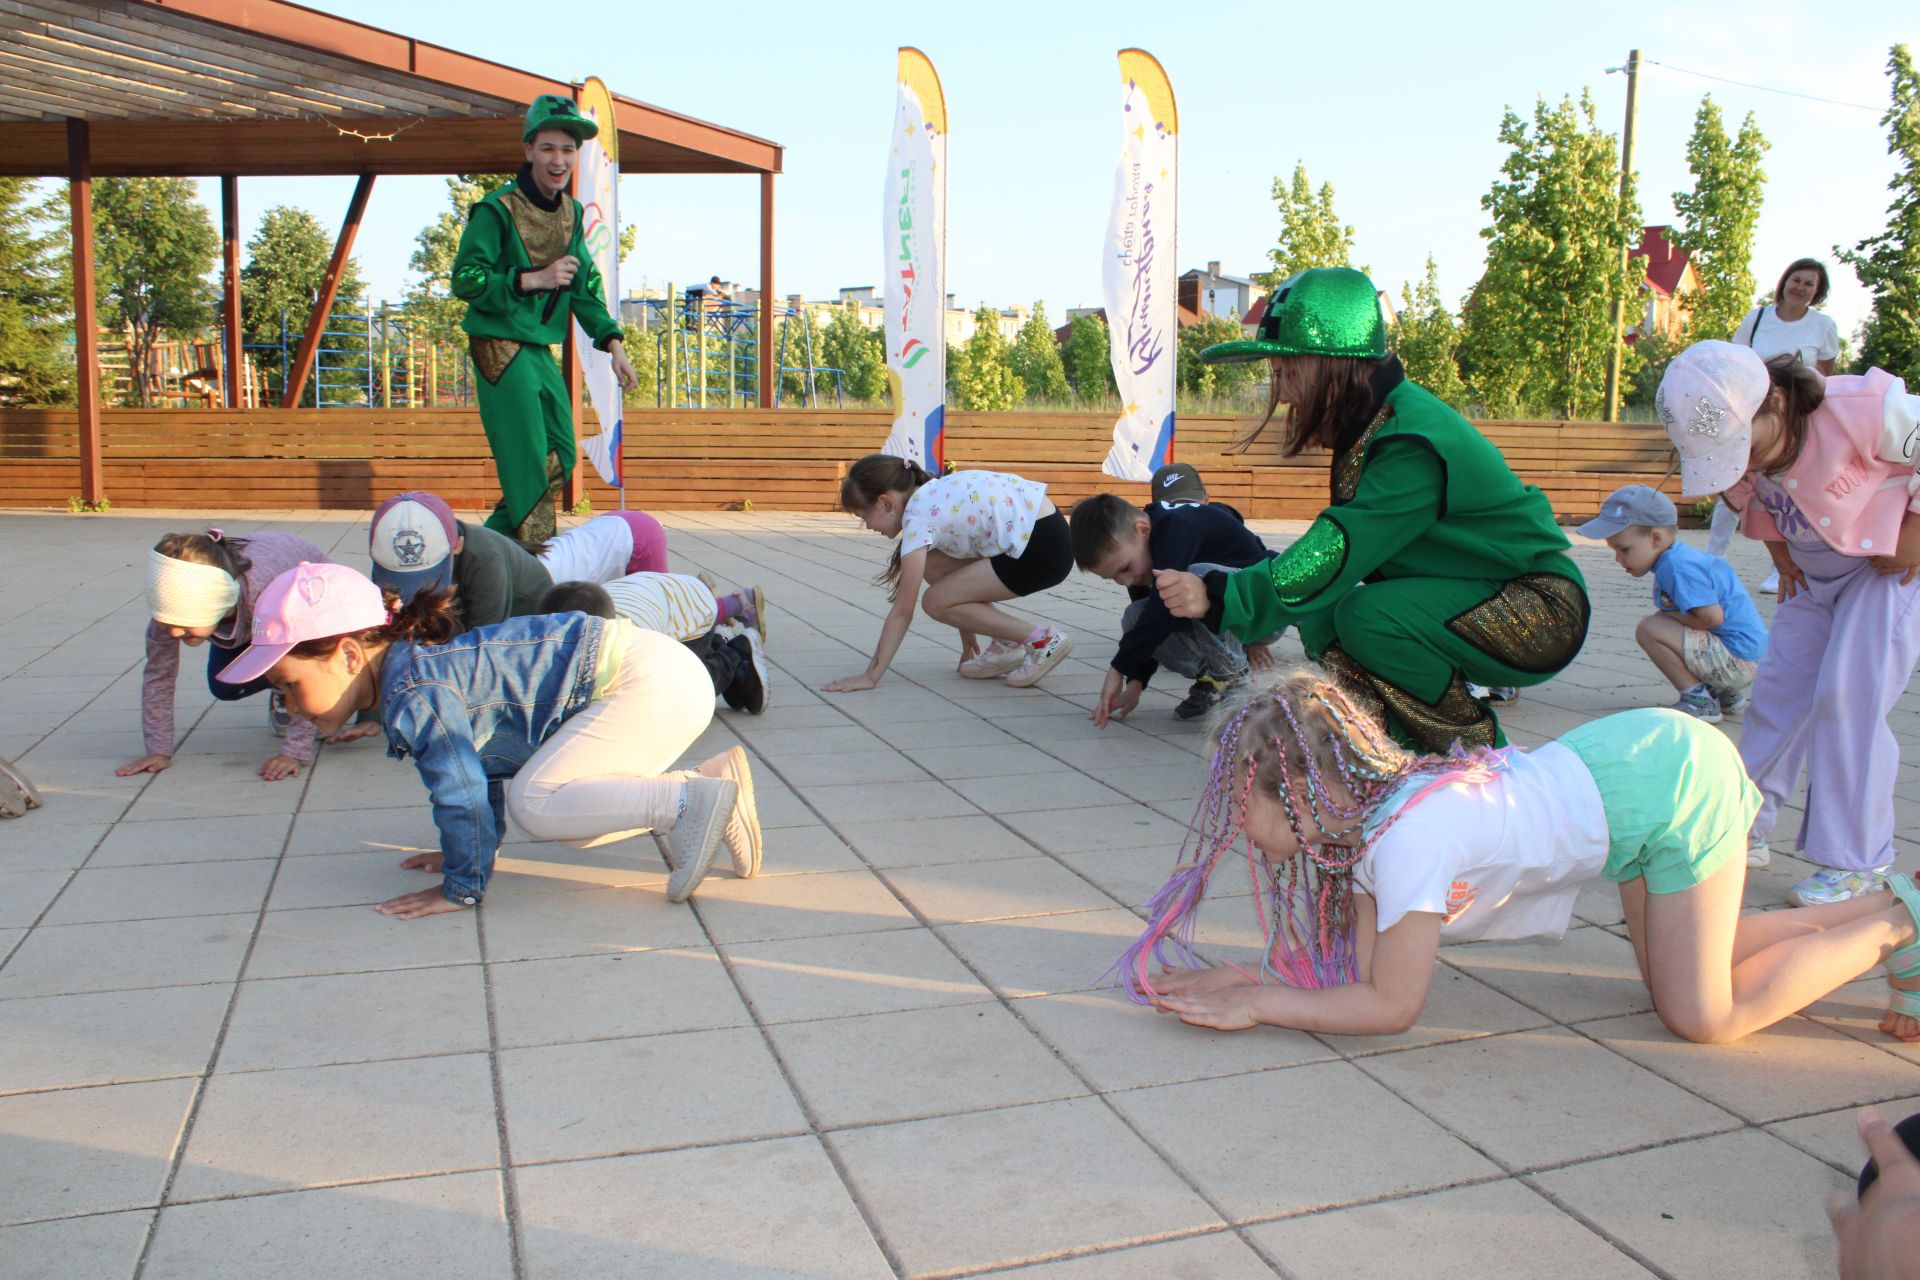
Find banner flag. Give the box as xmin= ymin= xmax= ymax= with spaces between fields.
xmin=1101 ymin=49 xmax=1179 ymax=482
xmin=882 ymin=47 xmax=948 ymax=472
xmin=573 ymin=76 xmax=625 ymax=490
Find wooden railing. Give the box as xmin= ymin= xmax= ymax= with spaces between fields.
xmin=0 ymin=406 xmax=1679 ymax=519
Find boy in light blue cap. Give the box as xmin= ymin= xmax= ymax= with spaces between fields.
xmin=1579 ymin=484 xmax=1768 ymax=726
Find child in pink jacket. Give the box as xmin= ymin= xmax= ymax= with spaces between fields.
xmin=1661 ymin=340 xmax=1920 ymax=906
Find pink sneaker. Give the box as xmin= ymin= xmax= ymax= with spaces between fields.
xmin=1006 ymin=628 xmax=1072 ymax=688
xmin=958 ymin=638 xmax=1025 ymax=679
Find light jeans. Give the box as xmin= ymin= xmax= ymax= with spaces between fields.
xmin=505 ymin=627 xmax=714 ymax=848
xmin=1705 ymin=496 xmax=1739 ymax=558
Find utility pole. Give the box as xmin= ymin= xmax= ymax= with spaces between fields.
xmin=1603 ymin=48 xmax=1642 ymax=422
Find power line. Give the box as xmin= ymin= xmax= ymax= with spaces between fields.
xmin=1613 ymin=59 xmax=1883 ymax=113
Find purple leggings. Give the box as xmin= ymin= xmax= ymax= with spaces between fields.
xmin=614 ymin=511 xmax=668 ymax=575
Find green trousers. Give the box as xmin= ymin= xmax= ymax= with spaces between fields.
xmin=1297 ymin=573 xmax=1589 ymax=752
xmin=475 ymin=341 xmax=573 ymax=541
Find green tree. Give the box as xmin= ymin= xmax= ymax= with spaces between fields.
xmin=619 ymin=319 xmax=658 ymax=406
xmin=816 ymin=303 xmax=887 ymax=403
xmin=1669 ymin=96 xmax=1769 ymax=341
xmin=1254 ymin=161 xmax=1356 ymax=290
xmin=405 ymin=174 xmax=512 ymax=345
xmin=1175 ymin=315 xmax=1262 ymax=399
xmin=92 ymin=178 xmax=219 ymax=407
xmin=1007 ymin=302 xmax=1069 ymax=403
xmin=947 ymin=306 xmax=1023 ymax=410
xmin=1391 ymin=256 xmax=1468 ymax=404
xmin=1840 ymin=44 xmax=1920 ymax=382
xmin=1623 ymin=328 xmax=1683 ymax=411
xmin=239 ymin=205 xmax=368 ymax=405
xmin=1458 ymin=92 xmax=1644 ymax=418
xmin=0 ymin=178 xmax=73 ymax=405
xmin=1061 ymin=312 xmax=1114 ymax=401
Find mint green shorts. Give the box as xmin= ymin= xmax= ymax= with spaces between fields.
xmin=1559 ymin=708 xmax=1760 ymax=894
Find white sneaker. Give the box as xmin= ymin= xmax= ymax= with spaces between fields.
xmin=697 ymin=746 xmax=761 ymax=878
xmin=958 ymin=638 xmax=1025 ymax=679
xmin=1006 ymin=628 xmax=1073 ymax=688
xmin=1760 ymin=569 xmax=1780 ymax=594
xmin=1747 ymin=839 xmax=1771 ymax=868
xmin=665 ymin=777 xmax=736 ymax=902
xmin=1789 ymin=865 xmax=1891 ymax=907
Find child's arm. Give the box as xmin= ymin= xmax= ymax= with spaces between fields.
xmin=1868 ymin=508 xmax=1920 ymax=585
xmin=374 ymin=691 xmax=499 ymax=920
xmin=1153 ymin=900 xmax=1442 ymax=1036
xmin=121 ymin=623 xmax=181 ymax=775
xmin=824 ymin=547 xmax=929 ymax=692
xmin=1674 ymin=604 xmax=1725 ymax=630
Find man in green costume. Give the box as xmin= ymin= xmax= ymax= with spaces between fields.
xmin=1156 ymin=268 xmax=1590 ymax=751
xmin=454 ymin=95 xmax=636 ymax=542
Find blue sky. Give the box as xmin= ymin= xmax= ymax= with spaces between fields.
xmin=203 ymin=0 xmax=1910 ymax=346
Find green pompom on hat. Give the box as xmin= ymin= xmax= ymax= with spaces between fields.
xmin=523 ymin=94 xmax=599 ymax=143
xmin=1200 ymin=266 xmax=1386 ymax=364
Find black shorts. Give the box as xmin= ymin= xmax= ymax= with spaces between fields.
xmin=988 ymin=511 xmax=1072 ymax=597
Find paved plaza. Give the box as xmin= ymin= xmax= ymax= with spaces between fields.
xmin=1 ymin=506 xmax=1917 ymax=1280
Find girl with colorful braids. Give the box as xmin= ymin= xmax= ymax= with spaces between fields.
xmin=1114 ymin=670 xmax=1920 ymax=1044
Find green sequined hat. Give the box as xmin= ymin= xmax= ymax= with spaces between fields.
xmin=523 ymin=94 xmax=598 ymax=143
xmin=1200 ymin=266 xmax=1386 ymax=364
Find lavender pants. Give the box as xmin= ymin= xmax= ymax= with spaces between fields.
xmin=1741 ymin=542 xmax=1920 ymax=870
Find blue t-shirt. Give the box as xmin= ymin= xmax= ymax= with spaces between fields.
xmin=1651 ymin=541 xmax=1768 ymax=661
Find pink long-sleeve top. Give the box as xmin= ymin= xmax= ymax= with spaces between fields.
xmin=141 ymin=532 xmax=333 ymax=760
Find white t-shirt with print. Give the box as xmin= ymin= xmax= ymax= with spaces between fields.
xmin=899 ymin=471 xmax=1049 ymax=561
xmin=1737 ymin=305 xmax=1841 ymax=367
xmin=1351 ymin=743 xmax=1609 ymax=942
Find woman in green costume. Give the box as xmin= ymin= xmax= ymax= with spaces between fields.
xmin=1155 ymin=267 xmax=1589 ymax=751
xmin=454 ymin=95 xmax=637 ymax=542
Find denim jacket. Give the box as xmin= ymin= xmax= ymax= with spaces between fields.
xmin=380 ymin=612 xmax=607 ymax=902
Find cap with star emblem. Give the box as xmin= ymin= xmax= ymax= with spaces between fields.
xmin=1655 ymin=340 xmax=1771 ymax=497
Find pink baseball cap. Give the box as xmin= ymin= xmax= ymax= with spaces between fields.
xmin=217 ymin=562 xmax=390 ymax=685
xmin=369 ymin=491 xmax=459 ymax=599
xmin=1656 ymin=340 xmax=1771 ymax=497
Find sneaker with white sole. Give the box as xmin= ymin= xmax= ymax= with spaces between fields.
xmin=1669 ymin=683 xmax=1723 ymax=723
xmin=1469 ymin=683 xmax=1519 ymax=704
xmin=1788 ymin=865 xmax=1891 ymax=907
xmin=1747 ymin=838 xmax=1770 ymax=868
xmin=958 ymin=638 xmax=1025 ymax=679
xmin=1718 ymin=687 xmax=1752 ymax=716
xmin=721 ymin=632 xmax=769 ymax=715
xmin=697 ymin=746 xmax=762 ymax=878
xmin=268 ymin=691 xmax=291 ymax=737
xmin=665 ymin=777 xmax=736 ymax=902
xmin=1005 ymin=628 xmax=1073 ymax=688
xmin=1760 ymin=569 xmax=1780 ymax=594
xmin=1174 ymin=675 xmax=1230 ymax=721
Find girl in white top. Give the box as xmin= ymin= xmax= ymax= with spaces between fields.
xmin=1115 ymin=669 xmax=1920 ymax=1045
xmin=825 ymin=454 xmax=1075 ymax=692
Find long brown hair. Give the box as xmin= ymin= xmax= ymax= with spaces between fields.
xmin=840 ymin=453 xmax=934 ymax=598
xmin=1231 ymin=356 xmax=1383 ymax=457
xmin=287 ymin=585 xmax=461 ymax=660
xmin=1748 ymin=354 xmax=1827 ymax=479
xmin=153 ymin=530 xmax=252 ymax=578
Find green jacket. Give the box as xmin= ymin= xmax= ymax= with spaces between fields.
xmin=452 ymin=168 xmax=623 ymax=350
xmin=1214 ymin=370 xmax=1582 ymax=640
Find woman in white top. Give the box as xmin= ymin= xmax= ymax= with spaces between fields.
xmin=825 ymin=454 xmax=1075 ymax=691
xmin=1114 ymin=669 xmax=1920 ymax=1045
xmin=1711 ymin=258 xmax=1844 ymax=579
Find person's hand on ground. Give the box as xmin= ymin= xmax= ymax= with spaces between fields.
xmin=1246 ymin=643 xmax=1275 ymax=671
xmin=375 ymin=888 xmax=467 ymax=920
xmin=1829 ymin=1108 xmax=1920 ymax=1280
xmin=324 ymin=722 xmax=382 ymax=746
xmin=1091 ymin=669 xmax=1142 ymax=729
xmin=957 ymin=631 xmax=982 ymax=667
xmin=1154 ymin=569 xmax=1209 ymax=619
xmin=116 ymin=753 xmax=171 ymax=777
xmin=258 ymin=753 xmax=301 ymax=781
xmin=1152 ymin=984 xmax=1264 ymax=1031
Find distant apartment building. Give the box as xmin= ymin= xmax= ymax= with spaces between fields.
xmin=622 ymin=284 xmax=1028 ymax=348
xmin=1179 ymin=261 xmax=1259 ymax=321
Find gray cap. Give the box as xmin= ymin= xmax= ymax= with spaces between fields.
xmin=1576 ymin=484 xmax=1678 ymax=539
xmin=1149 ymin=462 xmax=1207 ymax=506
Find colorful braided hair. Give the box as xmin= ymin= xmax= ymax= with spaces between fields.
xmin=1108 ymin=668 xmax=1509 ymax=999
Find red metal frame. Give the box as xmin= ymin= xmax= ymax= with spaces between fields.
xmin=280 ymin=174 xmax=375 ymax=409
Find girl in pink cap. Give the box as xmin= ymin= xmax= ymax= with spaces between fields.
xmin=1659 ymin=340 xmax=1920 ymax=907
xmin=220 ymin=562 xmax=762 ymax=919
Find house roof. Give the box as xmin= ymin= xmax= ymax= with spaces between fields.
xmin=1631 ymin=225 xmax=1695 ymax=298
xmin=1181 ymin=267 xmax=1253 ymax=287
xmin=0 ymin=0 xmax=781 ymax=176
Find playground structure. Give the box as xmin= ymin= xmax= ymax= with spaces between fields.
xmin=639 ymin=285 xmax=842 ymax=409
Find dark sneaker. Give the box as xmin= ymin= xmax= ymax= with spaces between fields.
xmin=268 ymin=691 xmax=291 ymax=737
xmin=1174 ymin=676 xmax=1230 ymax=721
xmin=722 ymin=632 xmax=769 ymax=715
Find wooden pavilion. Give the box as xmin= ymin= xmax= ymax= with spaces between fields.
xmin=0 ymin=0 xmax=783 ymax=505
